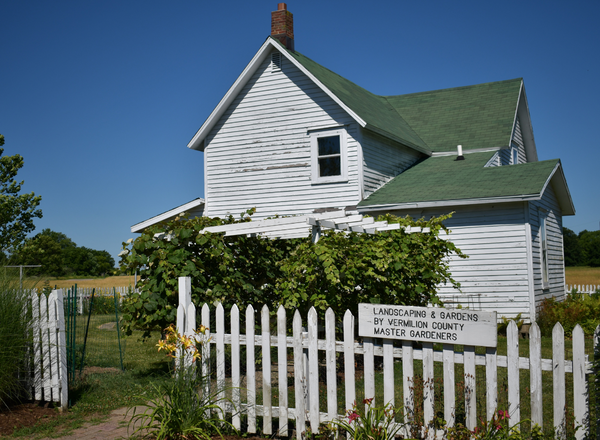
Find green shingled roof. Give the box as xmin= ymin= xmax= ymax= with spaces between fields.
xmin=279 ymin=49 xmax=428 ymax=154
xmin=386 ymin=79 xmax=522 ymax=153
xmin=275 ymin=38 xmax=521 ymax=155
xmin=358 ymin=152 xmax=559 ymax=207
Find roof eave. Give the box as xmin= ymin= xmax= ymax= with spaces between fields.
xmin=187 ymin=39 xmax=274 ymax=152
xmin=188 ymin=38 xmax=370 ymax=152
xmin=131 ymin=198 xmax=205 ymax=233
xmin=357 ymin=194 xmax=544 ymax=213
xmin=544 ymin=162 xmax=575 ymax=216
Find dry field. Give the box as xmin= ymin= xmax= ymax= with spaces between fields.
xmin=24 ymin=275 xmax=136 ymax=289
xmin=565 ymin=266 xmax=600 ymax=286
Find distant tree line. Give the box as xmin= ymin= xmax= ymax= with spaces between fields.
xmin=563 ymin=227 xmax=600 ymax=267
xmin=1 ymin=229 xmax=115 ymax=277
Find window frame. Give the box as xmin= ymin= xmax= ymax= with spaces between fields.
xmin=539 ymin=209 xmax=549 ymax=289
xmin=310 ymin=128 xmax=348 ymax=184
xmin=511 ymin=146 xmax=519 ymax=165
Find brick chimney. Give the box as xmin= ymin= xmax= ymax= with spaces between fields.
xmin=271 ymin=3 xmax=294 ymax=51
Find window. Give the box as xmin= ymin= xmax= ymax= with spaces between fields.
xmin=310 ymin=128 xmax=347 ymax=183
xmin=539 ymin=209 xmax=549 ymax=287
xmin=511 ymin=147 xmax=519 ymax=165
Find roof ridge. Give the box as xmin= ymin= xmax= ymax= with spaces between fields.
xmin=384 ymin=77 xmax=523 ymax=99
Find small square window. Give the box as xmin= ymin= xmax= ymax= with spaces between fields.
xmin=310 ymin=129 xmax=347 ymax=183
xmin=317 ymin=136 xmax=341 ymax=177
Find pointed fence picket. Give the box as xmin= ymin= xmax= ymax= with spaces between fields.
xmin=566 ymin=284 xmax=600 ymax=295
xmin=176 ymin=277 xmax=596 ymax=440
xmin=30 ymin=289 xmax=68 ymax=410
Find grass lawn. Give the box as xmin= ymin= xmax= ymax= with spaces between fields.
xmin=565 ymin=266 xmax=600 ymax=286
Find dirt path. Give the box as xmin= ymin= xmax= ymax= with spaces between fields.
xmin=35 ymin=407 xmax=145 ymax=440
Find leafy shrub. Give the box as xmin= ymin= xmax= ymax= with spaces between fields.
xmin=120 ymin=211 xmax=465 ymax=336
xmin=0 ymin=272 xmax=31 ymax=406
xmin=536 ymin=293 xmax=600 ymax=336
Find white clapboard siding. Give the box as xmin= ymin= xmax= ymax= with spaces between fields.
xmin=205 ymin=49 xmax=360 ymax=219
xmin=419 ymin=204 xmax=530 ymax=319
xmin=175 ymin=277 xmax=594 ymax=438
xmin=529 ymin=184 xmax=565 ymax=306
xmin=30 ymin=290 xmax=68 ymax=410
xmin=361 ymin=129 xmax=421 ymax=198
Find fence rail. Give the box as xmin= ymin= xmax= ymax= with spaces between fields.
xmin=566 ymin=284 xmax=599 ymax=294
xmin=176 ymin=277 xmax=596 ymax=440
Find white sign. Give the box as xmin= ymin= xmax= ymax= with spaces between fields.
xmin=358 ymin=303 xmax=497 ymax=348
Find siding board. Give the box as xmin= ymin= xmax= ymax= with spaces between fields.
xmin=205 ymin=49 xmax=359 ymax=219
xmin=383 ymin=203 xmax=530 ymax=320
xmin=361 ymin=130 xmax=421 ymax=198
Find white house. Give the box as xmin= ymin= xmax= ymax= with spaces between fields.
xmin=132 ymin=4 xmax=574 ymax=322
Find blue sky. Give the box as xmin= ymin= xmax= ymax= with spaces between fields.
xmin=2 ymin=0 xmax=599 ymax=264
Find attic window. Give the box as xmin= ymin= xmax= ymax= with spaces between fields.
xmin=310 ymin=128 xmax=348 ymax=184
xmin=271 ymin=52 xmax=282 ymax=72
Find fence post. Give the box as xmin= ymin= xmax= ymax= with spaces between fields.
xmin=423 ymin=342 xmax=435 ymax=428
xmin=293 ymin=310 xmax=306 ymax=440
xmin=277 ymin=305 xmax=288 ymax=436
xmin=325 ymin=308 xmax=337 ymax=422
xmin=507 ymin=320 xmax=520 ymax=426
xmin=343 ymin=310 xmax=356 ymax=413
xmin=216 ymin=303 xmax=226 ymax=415
xmin=485 ymin=346 xmax=497 ymax=422
xmin=464 ymin=346 xmax=476 ymax=430
xmin=402 ymin=339 xmax=414 ymax=427
xmin=443 ymin=344 xmax=455 ymax=427
xmin=307 ymin=307 xmax=319 ymax=432
xmin=231 ymin=305 xmax=241 ymax=430
xmin=54 ymin=289 xmax=68 ymax=411
xmin=594 ymin=324 xmax=600 ymax=440
xmin=530 ymin=323 xmax=543 ymax=429
xmin=573 ymin=325 xmax=587 ymax=440
xmin=246 ymin=305 xmax=256 ymax=434
xmin=552 ymin=322 xmax=566 ymax=437
xmin=261 ymin=305 xmax=272 ymax=435
xmin=201 ymin=304 xmax=211 ymax=399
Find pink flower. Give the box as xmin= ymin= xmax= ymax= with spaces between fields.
xmin=498 ymin=410 xmax=509 ymax=420
xmin=348 ymin=411 xmax=359 ymax=423
xmin=363 ymin=397 xmax=374 ymax=405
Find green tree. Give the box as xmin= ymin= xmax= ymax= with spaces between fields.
xmin=9 ymin=229 xmax=115 ymax=277
xmin=0 ymin=134 xmax=42 ymax=253
xmin=9 ymin=233 xmax=64 ymax=277
xmin=563 ymin=227 xmax=583 ymax=266
xmin=579 ymin=230 xmax=600 ymax=267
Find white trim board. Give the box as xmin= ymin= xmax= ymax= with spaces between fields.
xmin=131 ymin=198 xmax=205 ymax=233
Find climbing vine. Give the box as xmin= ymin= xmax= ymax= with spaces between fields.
xmin=119 ymin=211 xmax=466 ymax=337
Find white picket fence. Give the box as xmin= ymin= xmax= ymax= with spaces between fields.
xmin=566 ymin=284 xmax=600 ymax=295
xmin=176 ymin=277 xmax=596 ymax=440
xmin=30 ymin=289 xmax=68 ymax=410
